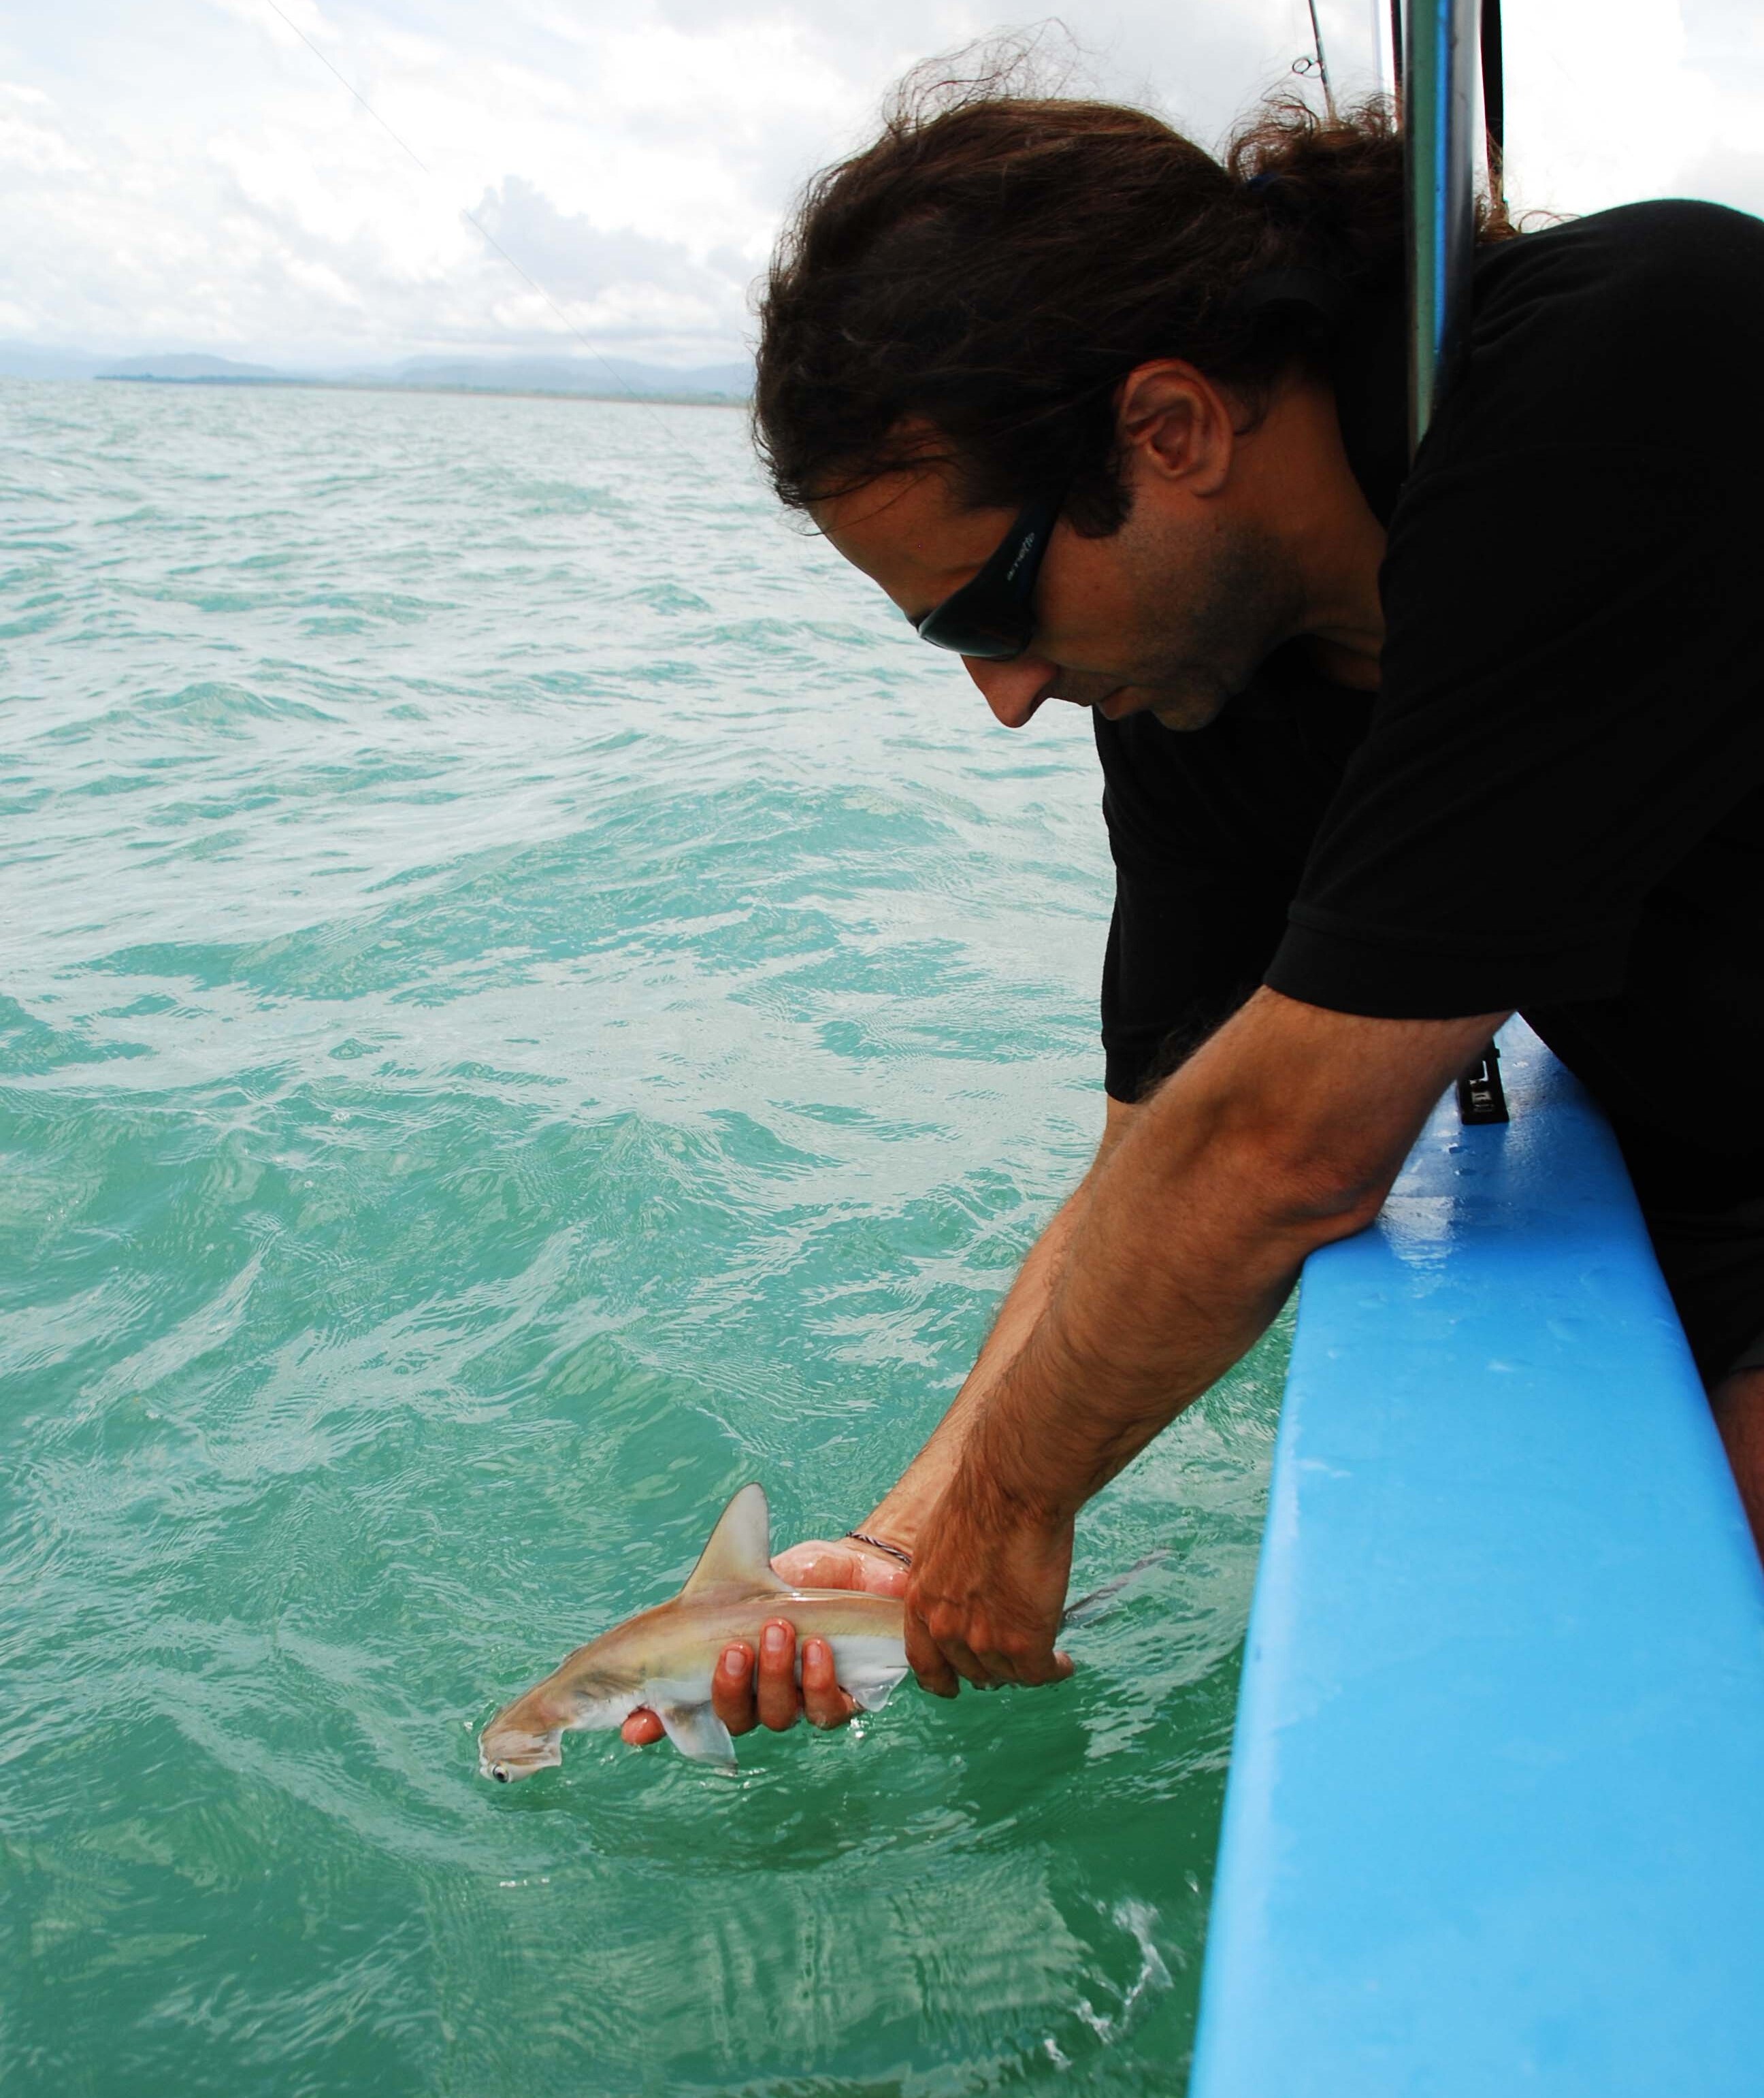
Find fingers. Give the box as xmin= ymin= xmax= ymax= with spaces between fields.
xmin=755 ymin=1620 xmax=800 ymax=1732
xmin=800 ymin=1635 xmax=858 ymax=1729
xmin=634 ymin=1622 xmax=866 ymax=1750
xmin=907 ymin=1606 xmax=1077 ymax=1697
xmin=710 ymin=1641 xmax=758 ymax=1735
xmin=905 ymin=1608 xmax=962 ymax=1699
xmin=719 ymin=1624 xmax=860 ymax=1734
xmin=974 ymin=1642 xmax=1074 ymax=1688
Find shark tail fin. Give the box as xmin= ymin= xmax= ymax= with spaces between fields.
xmin=1060 ymin=1551 xmax=1169 ymax=1628
xmin=678 ymin=1482 xmax=790 ymax=1601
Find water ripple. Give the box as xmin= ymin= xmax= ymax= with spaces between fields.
xmin=0 ymin=376 xmax=1283 ymax=2097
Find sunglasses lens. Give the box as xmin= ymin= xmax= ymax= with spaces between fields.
xmin=915 ymin=601 xmax=1032 ymax=660
xmin=913 ymin=498 xmax=1059 ymax=659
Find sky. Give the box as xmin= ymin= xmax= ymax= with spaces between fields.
xmin=3 ymin=0 xmax=1761 ymax=369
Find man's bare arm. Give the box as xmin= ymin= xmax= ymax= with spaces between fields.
xmin=905 ymin=990 xmax=1509 ymax=1694
xmin=620 ymin=1092 xmax=1139 ymax=1746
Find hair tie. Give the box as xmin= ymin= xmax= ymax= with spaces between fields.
xmin=1230 ymin=266 xmax=1346 ymax=329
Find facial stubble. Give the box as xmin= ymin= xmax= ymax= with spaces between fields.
xmin=1123 ymin=515 xmax=1307 ymax=732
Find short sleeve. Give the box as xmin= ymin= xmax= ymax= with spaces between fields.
xmin=1267 ymin=438 xmax=1764 ymax=1019
xmin=1269 ymin=203 xmax=1764 ymax=1020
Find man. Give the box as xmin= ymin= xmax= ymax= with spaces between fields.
xmin=625 ymin=83 xmax=1764 ymax=1750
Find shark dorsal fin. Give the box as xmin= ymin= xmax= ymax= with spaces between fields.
xmin=678 ymin=1483 xmax=789 ymax=1600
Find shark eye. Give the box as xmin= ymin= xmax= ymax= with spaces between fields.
xmin=492 ymin=1765 xmax=510 ymax=1784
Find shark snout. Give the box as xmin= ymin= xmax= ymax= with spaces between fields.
xmin=476 ymin=1735 xmax=562 ymax=1784
xmin=477 ymin=1704 xmax=566 ymax=1784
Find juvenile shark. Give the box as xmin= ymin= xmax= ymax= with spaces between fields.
xmin=478 ymin=1483 xmax=909 ymax=1780
xmin=478 ymin=1482 xmax=1164 ymax=1782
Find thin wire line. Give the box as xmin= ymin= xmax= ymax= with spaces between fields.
xmin=1305 ymin=0 xmax=1336 ymax=110
xmin=260 ymin=0 xmax=721 ymax=419
xmin=263 ymin=0 xmax=436 ymax=176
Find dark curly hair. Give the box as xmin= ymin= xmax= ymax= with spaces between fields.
xmin=754 ymin=54 xmax=1514 ymax=535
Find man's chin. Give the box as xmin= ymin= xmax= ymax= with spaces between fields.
xmin=1094 ymin=676 xmax=1235 ymax=734
xmin=1147 ymin=689 xmax=1232 ymax=732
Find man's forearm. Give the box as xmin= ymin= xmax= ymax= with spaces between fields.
xmin=957 ymin=995 xmax=1505 ymax=1527
xmin=898 ymin=995 xmax=1508 ymax=1696
xmin=965 ymin=1104 xmax=1320 ymax=1524
xmin=892 ymin=1092 xmax=1311 ymax=1699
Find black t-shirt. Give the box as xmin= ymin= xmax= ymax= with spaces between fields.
xmin=1097 ymin=199 xmax=1764 ymax=1206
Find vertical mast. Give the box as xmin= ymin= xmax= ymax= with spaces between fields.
xmin=1405 ymin=0 xmax=1510 ymax=1124
xmin=1402 ymin=0 xmax=1480 ymax=453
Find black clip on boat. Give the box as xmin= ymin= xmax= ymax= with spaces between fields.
xmin=1456 ymin=1040 xmax=1509 ymax=1125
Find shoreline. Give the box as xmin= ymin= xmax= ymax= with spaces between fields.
xmin=93 ymin=371 xmax=747 ymax=407
xmin=86 ymin=373 xmax=749 ymax=410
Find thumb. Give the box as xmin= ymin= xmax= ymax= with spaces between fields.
xmin=773 ymin=1539 xmax=909 ymax=1595
xmin=621 ymin=1708 xmax=665 ymax=1746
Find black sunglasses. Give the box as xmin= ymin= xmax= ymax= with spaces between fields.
xmin=911 ymin=494 xmax=1062 ymax=661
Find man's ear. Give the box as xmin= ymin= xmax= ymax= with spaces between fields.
xmin=1115 ymin=361 xmax=1235 ymax=497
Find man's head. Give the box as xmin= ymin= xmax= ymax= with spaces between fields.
xmin=754 ymin=69 xmax=1507 ymax=724
xmin=813 ymin=363 xmax=1310 ymax=732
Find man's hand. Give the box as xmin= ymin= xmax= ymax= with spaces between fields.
xmin=904 ymin=1471 xmax=1075 ymax=1697
xmin=619 ymin=1537 xmax=909 ymax=1748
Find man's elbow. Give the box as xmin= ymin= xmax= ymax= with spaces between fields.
xmin=1237 ymin=1126 xmax=1403 ymax=1251
xmin=1297 ymin=1165 xmax=1395 ymax=1244
xmin=1275 ymin=1153 xmax=1395 ymax=1245
xmin=1159 ymin=987 xmax=1506 ymax=1256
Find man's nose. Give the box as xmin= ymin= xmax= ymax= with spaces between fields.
xmin=963 ymin=655 xmax=1054 ymax=728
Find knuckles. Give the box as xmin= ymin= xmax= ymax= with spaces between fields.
xmin=921 ymin=1605 xmax=1050 ymax=1672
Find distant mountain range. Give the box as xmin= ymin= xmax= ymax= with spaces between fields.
xmin=0 ymin=345 xmax=753 ymax=403
xmin=101 ymin=353 xmax=284 ymax=381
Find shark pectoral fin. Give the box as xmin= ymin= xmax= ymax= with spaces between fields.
xmin=679 ymin=1481 xmax=790 ymax=1601
xmin=843 ymin=1665 xmax=910 ymax=1714
xmin=656 ymin=1703 xmax=738 ymax=1771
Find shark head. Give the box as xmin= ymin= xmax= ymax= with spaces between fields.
xmin=478 ymin=1665 xmax=642 ymax=1784
xmin=478 ymin=1694 xmax=566 ymax=1784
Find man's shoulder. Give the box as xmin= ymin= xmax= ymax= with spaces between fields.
xmin=1473 ymin=200 xmax=1764 ymax=386
xmin=1526 ymin=197 xmax=1764 ymax=255
xmin=1422 ymin=201 xmax=1764 ymax=475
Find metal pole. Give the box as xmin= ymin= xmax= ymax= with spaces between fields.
xmin=1402 ymin=0 xmax=1480 ymax=455
xmin=1403 ymin=0 xmax=1511 ymax=1124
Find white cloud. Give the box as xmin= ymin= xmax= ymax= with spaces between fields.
xmin=0 ymin=1 xmax=1758 ymax=365
xmin=1504 ymin=0 xmax=1710 ymax=218
xmin=0 ymin=108 xmax=88 ymax=174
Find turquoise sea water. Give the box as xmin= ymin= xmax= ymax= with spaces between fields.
xmin=0 ymin=377 xmax=1288 ymax=2095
